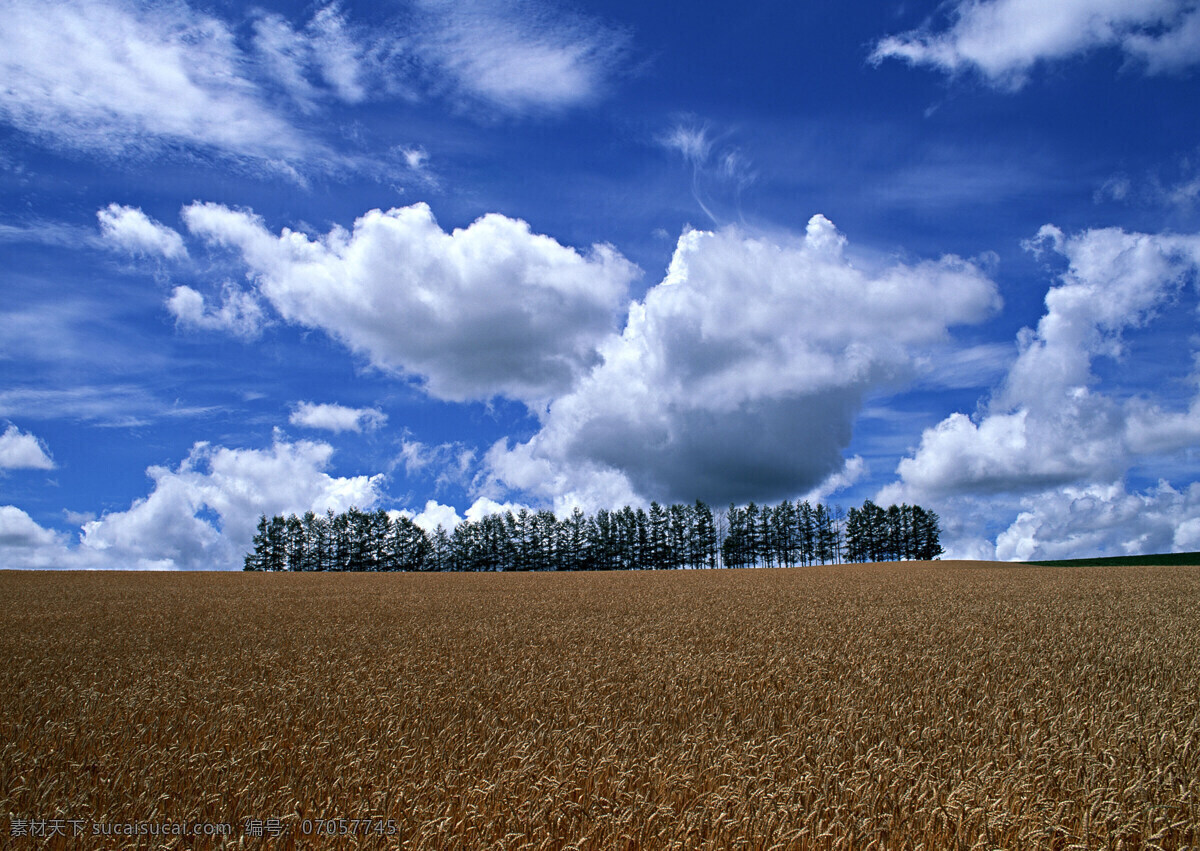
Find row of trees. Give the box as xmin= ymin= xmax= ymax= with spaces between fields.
xmin=844 ymin=501 xmax=943 ymax=563
xmin=244 ymin=499 xmax=941 ymax=572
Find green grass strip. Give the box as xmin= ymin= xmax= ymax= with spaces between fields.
xmin=1025 ymin=551 xmax=1200 ymax=567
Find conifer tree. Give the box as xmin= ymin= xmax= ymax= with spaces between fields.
xmin=244 ymin=515 xmax=269 ymax=570
xmin=634 ymin=507 xmax=650 ymax=569
xmin=667 ymin=503 xmax=691 ymax=569
xmin=648 ymin=502 xmax=668 ymax=568
xmin=561 ymin=507 xmax=588 ymax=571
xmin=694 ymin=500 xmax=717 ymax=569
xmin=722 ymin=505 xmax=749 ymax=568
xmin=744 ymin=503 xmax=761 ymax=567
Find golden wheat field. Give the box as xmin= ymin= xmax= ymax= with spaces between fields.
xmin=2 ymin=564 xmax=1198 ymax=850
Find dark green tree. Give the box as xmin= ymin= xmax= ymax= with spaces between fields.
xmin=244 ymin=515 xmax=270 ymax=571
xmin=693 ymin=500 xmax=718 ymax=569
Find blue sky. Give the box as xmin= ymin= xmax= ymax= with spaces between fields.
xmin=3 ymin=0 xmax=1200 ymax=568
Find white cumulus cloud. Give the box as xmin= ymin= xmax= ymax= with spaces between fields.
xmin=406 ymin=499 xmax=463 ymax=533
xmin=881 ymin=223 xmax=1200 ymax=559
xmin=97 ymin=204 xmax=186 ymax=259
xmin=484 ymin=216 xmax=1001 ymax=513
xmin=0 ymin=424 xmax=55 ymax=470
xmin=182 ymin=201 xmax=639 ymax=405
xmin=76 ymin=433 xmax=385 ymax=570
xmin=399 ymin=496 xmax=529 ymax=533
xmin=872 ymin=0 xmax=1200 ymax=88
xmin=0 ymin=506 xmax=72 ymax=568
xmin=995 ymin=480 xmax=1200 ymax=561
xmin=883 ymin=224 xmax=1200 ymax=507
xmin=167 ymin=284 xmax=265 ymax=339
xmin=290 ymin=402 xmax=387 ymax=433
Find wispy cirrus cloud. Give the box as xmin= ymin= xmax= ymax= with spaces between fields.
xmin=411 ymin=0 xmax=632 ymax=113
xmin=0 ymin=0 xmax=315 ymax=165
xmin=0 ymin=0 xmax=632 ymax=178
xmin=397 ymin=437 xmax=477 ymax=493
xmin=0 ymin=220 xmax=97 ymax=248
xmin=251 ymin=2 xmax=401 ymax=110
xmin=0 ymin=385 xmax=217 ymax=428
xmin=658 ymin=119 xmax=757 ymax=225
